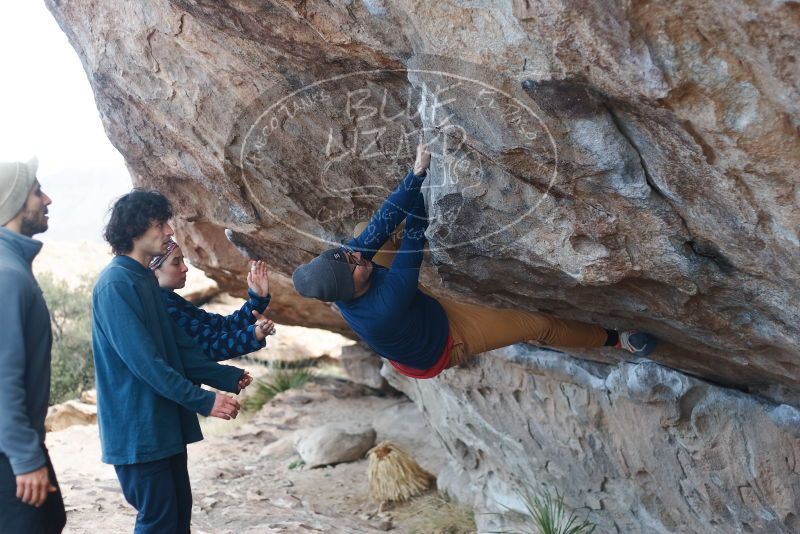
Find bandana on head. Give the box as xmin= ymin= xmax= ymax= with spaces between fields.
xmin=149 ymin=239 xmax=179 ymax=270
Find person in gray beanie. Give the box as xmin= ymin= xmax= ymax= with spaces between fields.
xmin=292 ymin=247 xmax=357 ymax=302
xmin=0 ymin=158 xmax=67 ymax=533
xmin=0 ymin=158 xmax=43 ymax=228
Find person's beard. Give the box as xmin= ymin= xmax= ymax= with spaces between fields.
xmin=20 ymin=208 xmax=48 ymax=237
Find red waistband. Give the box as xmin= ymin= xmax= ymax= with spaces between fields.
xmin=387 ymin=334 xmax=454 ymax=379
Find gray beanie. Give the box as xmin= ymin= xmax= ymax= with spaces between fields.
xmin=0 ymin=157 xmax=38 ymax=226
xmin=292 ymin=248 xmax=356 ymax=302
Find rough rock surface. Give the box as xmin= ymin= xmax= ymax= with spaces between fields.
xmin=387 ymin=346 xmax=800 ymax=533
xmin=46 ymin=0 xmax=799 ymax=396
xmin=46 ymin=0 xmax=799 ymax=531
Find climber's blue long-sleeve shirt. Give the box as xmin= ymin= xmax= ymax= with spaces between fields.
xmin=161 ymin=289 xmax=270 ymax=361
xmin=337 ymin=170 xmax=449 ymax=370
xmin=92 ymin=255 xmax=243 ymax=465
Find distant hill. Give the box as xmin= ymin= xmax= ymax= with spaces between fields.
xmin=39 ymin=166 xmax=131 ymax=242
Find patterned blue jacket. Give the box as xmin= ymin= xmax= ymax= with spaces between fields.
xmin=161 ymin=288 xmax=271 ymax=361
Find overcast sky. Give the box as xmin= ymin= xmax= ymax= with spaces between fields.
xmin=0 ymin=2 xmax=131 ymax=241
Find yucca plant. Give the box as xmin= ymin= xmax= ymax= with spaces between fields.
xmin=242 ymin=366 xmax=314 ymax=412
xmin=492 ymin=488 xmax=596 ymax=534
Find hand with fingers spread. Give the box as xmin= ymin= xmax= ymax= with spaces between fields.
xmin=238 ymin=370 xmax=253 ymax=391
xmin=16 ymin=466 xmax=57 ymax=507
xmin=247 ymin=260 xmax=270 ymax=298
xmin=413 ymin=143 xmax=431 ymax=177
xmin=210 ymin=393 xmax=241 ymax=420
xmin=252 ymin=309 xmax=276 ymax=341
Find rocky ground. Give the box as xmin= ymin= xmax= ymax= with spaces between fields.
xmin=49 ymin=373 xmax=465 ymax=534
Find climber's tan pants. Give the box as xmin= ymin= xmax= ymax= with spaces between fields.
xmin=353 ymin=223 xmax=609 ymax=367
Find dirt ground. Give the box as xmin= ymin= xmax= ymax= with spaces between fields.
xmin=49 ymin=371 xmax=457 ymax=533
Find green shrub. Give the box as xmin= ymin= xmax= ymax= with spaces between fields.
xmin=38 ymin=272 xmax=95 ymax=405
xmin=395 ymin=493 xmax=476 ymax=534
xmin=242 ymin=366 xmax=314 ymax=413
xmin=288 ymin=459 xmax=306 ymax=471
xmin=493 ymin=488 xmax=596 ymax=534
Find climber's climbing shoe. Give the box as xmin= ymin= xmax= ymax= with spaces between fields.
xmin=616 ymin=331 xmax=657 ymax=358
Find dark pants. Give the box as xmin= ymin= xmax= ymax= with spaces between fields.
xmin=114 ymin=450 xmax=192 ymax=534
xmin=0 ymin=446 xmax=66 ymax=534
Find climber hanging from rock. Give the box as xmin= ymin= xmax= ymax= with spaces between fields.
xmin=292 ymin=144 xmax=657 ymax=379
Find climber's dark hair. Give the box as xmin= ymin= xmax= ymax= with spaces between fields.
xmin=103 ymin=189 xmax=173 ymax=255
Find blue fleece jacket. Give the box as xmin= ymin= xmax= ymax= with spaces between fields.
xmin=0 ymin=228 xmax=52 ymax=475
xmin=92 ymin=255 xmax=244 ymax=465
xmin=161 ymin=289 xmax=270 ymax=361
xmin=338 ymin=171 xmax=449 ymax=370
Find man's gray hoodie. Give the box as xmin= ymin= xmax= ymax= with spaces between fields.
xmin=0 ymin=227 xmax=52 ymax=475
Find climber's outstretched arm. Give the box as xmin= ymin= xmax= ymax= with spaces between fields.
xmin=371 ymin=192 xmax=430 ymax=314
xmin=391 ymin=192 xmax=428 ymax=271
xmin=345 ymin=144 xmax=431 ymax=260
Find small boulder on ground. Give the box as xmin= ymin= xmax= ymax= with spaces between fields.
xmin=294 ymin=423 xmax=376 ymax=468
xmin=46 ymin=400 xmax=97 ymax=432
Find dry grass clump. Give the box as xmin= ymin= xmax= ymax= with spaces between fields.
xmin=367 ymin=441 xmax=434 ymax=504
xmin=394 ymin=493 xmax=476 ymax=534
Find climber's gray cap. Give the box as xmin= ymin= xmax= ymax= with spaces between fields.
xmin=292 ymin=248 xmax=356 ymax=302
xmin=0 ymin=157 xmax=38 ymax=226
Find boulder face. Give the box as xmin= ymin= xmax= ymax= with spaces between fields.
xmin=45 ymin=0 xmax=799 ymax=394
xmin=386 ymin=348 xmax=800 ymax=533
xmin=46 ymin=0 xmax=799 ymax=530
